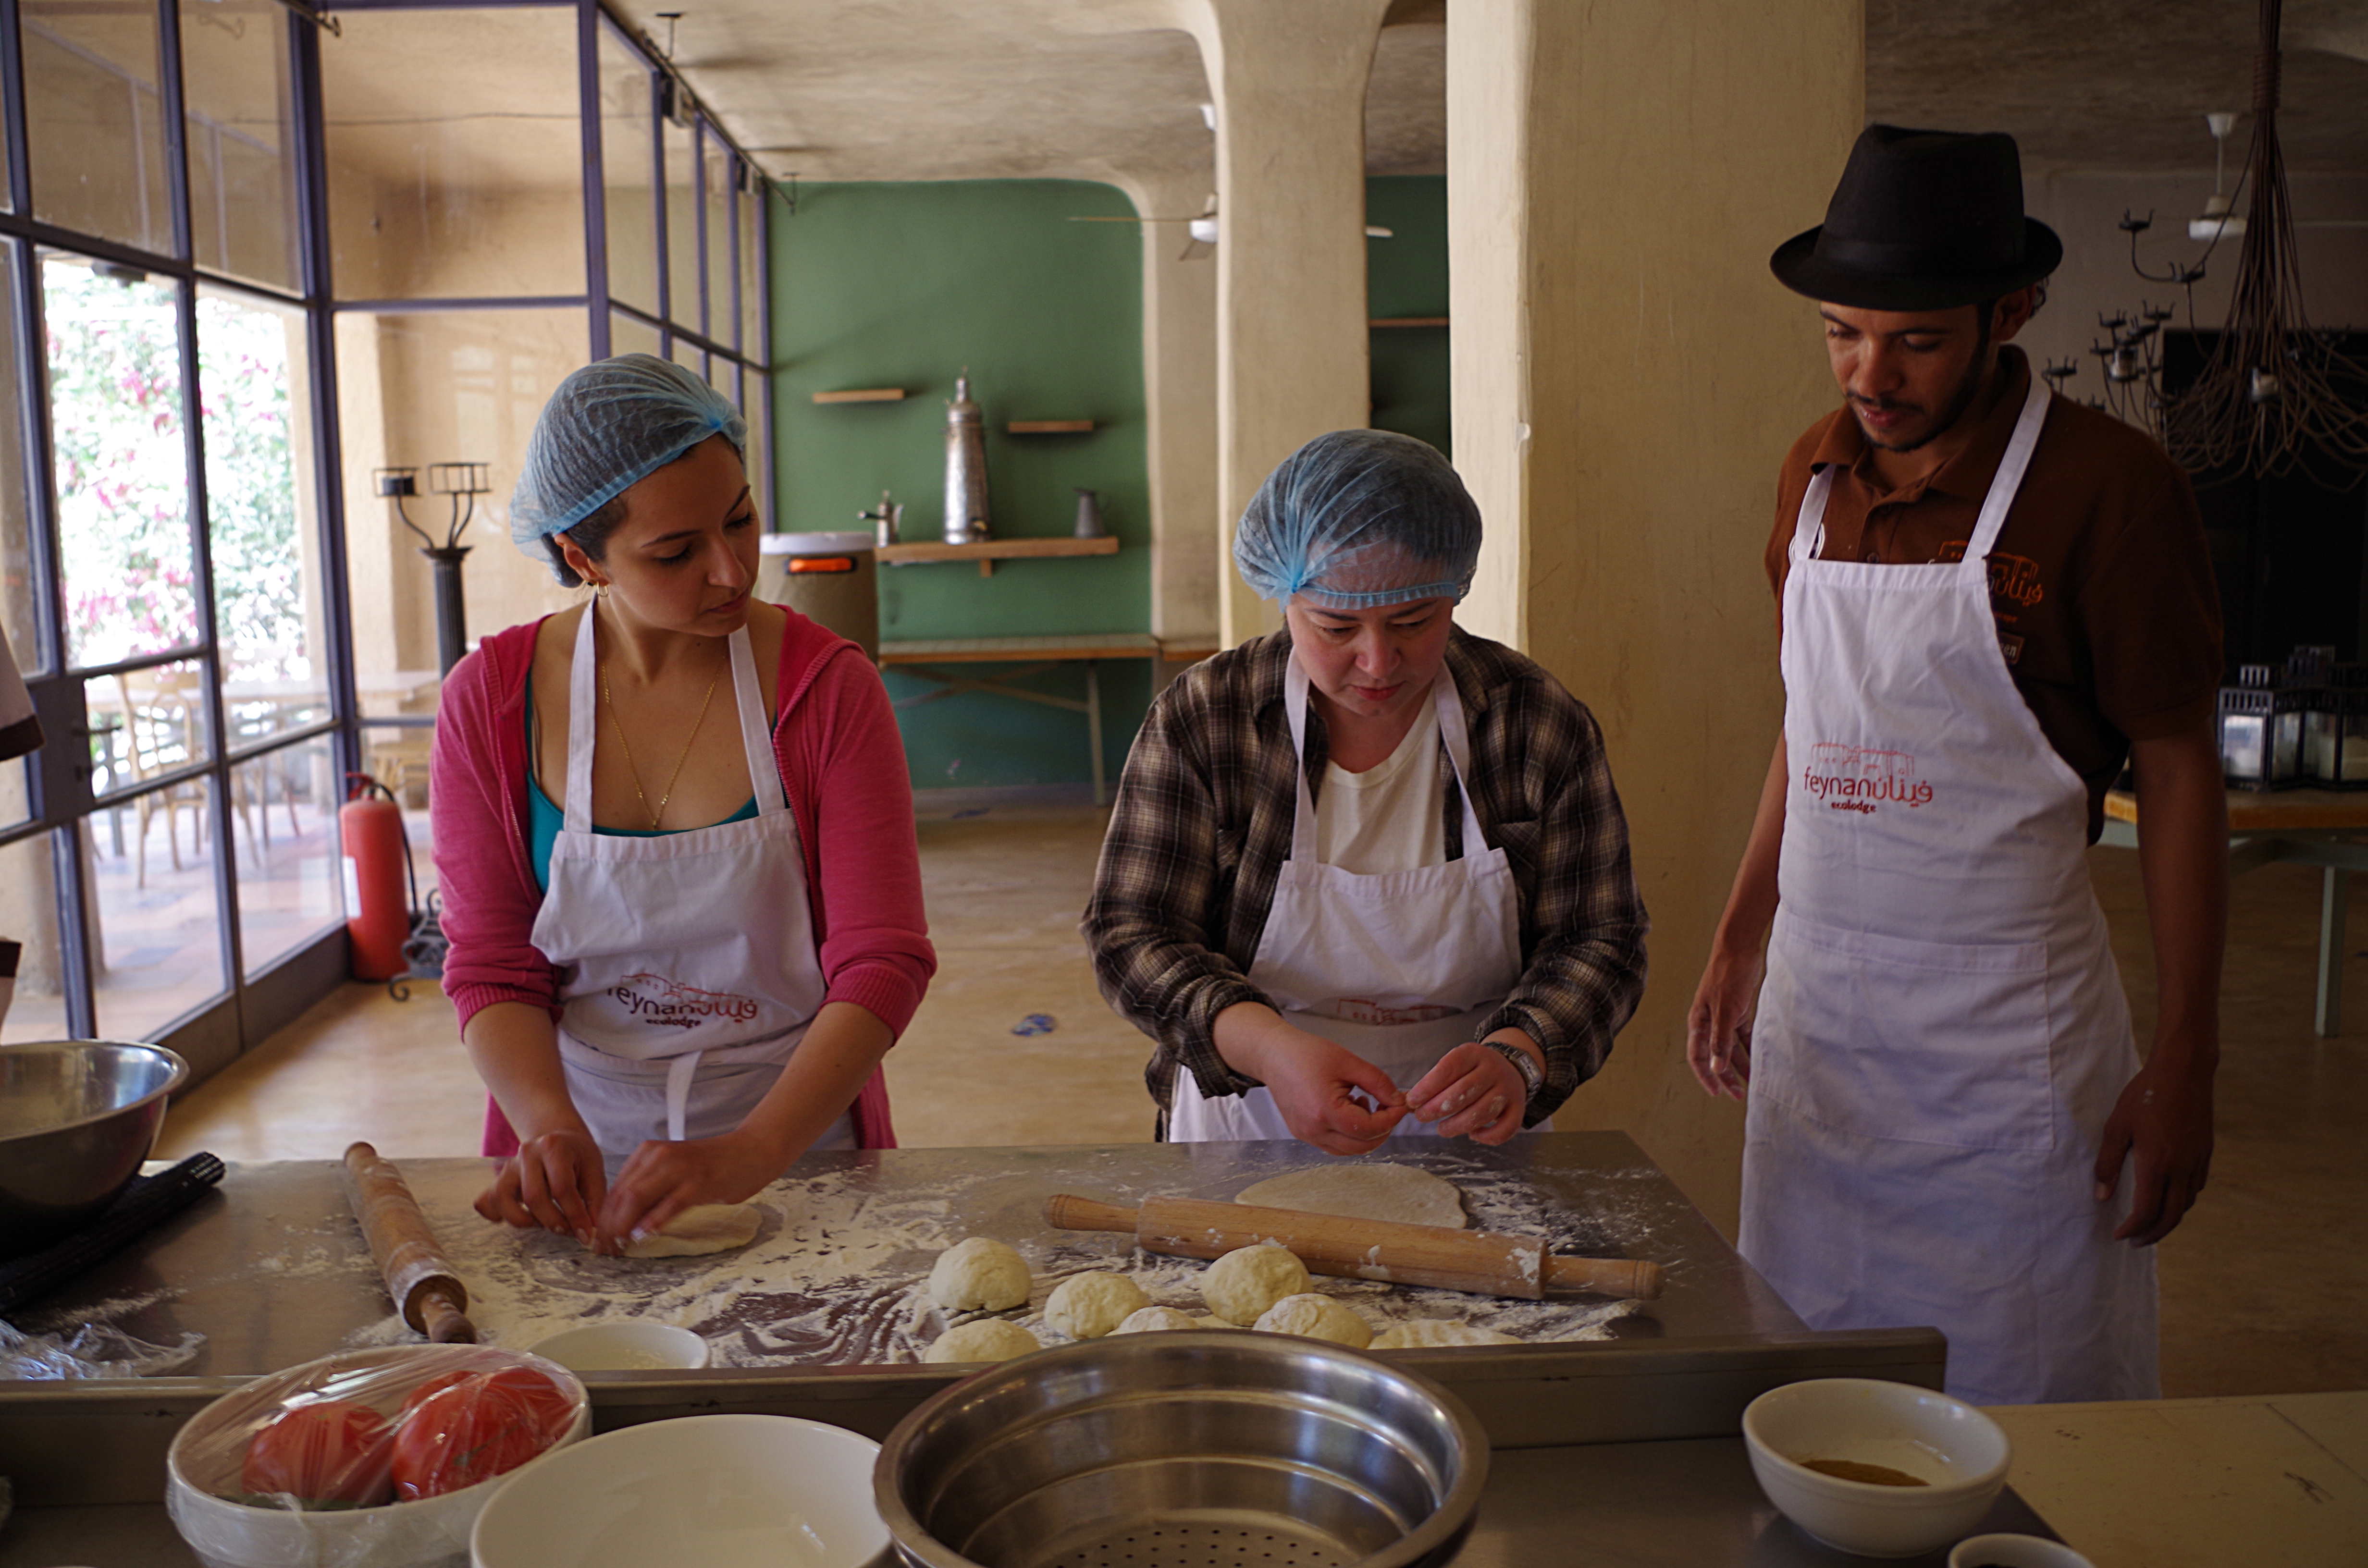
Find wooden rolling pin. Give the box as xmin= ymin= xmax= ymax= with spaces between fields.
xmin=341 ymin=1141 xmax=477 ymax=1343
xmin=1044 ymin=1193 xmax=1663 ymax=1302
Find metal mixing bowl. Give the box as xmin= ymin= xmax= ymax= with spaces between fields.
xmin=876 ymin=1331 xmax=1489 ymax=1568
xmin=0 ymin=1041 xmax=189 ymax=1257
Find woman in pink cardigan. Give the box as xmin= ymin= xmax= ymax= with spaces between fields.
xmin=433 ymin=356 xmax=933 ymax=1253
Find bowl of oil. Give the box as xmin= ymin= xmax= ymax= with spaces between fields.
xmin=1742 ymin=1377 xmax=2011 ymax=1558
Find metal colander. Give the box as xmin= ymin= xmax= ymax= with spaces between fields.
xmin=875 ymin=1332 xmax=1488 ymax=1568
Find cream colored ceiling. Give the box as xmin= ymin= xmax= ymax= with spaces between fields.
xmin=312 ymin=0 xmax=2367 ymax=195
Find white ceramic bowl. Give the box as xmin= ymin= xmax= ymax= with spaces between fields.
xmin=166 ymin=1346 xmax=591 ymax=1568
xmin=470 ymin=1413 xmax=887 ymax=1568
xmin=1742 ymin=1378 xmax=2011 ymax=1559
xmin=1950 ymin=1534 xmax=2096 ymax=1568
xmin=528 ymin=1322 xmax=708 ymax=1372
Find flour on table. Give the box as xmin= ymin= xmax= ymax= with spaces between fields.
xmin=619 ymin=1203 xmax=763 ymax=1258
xmin=1237 ymin=1162 xmax=1468 ymax=1229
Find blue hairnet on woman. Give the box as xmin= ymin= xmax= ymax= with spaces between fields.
xmin=1087 ymin=428 xmax=1647 ymax=1161
xmin=511 ymin=354 xmax=745 ymax=572
xmin=1233 ymin=429 xmax=1482 ymax=609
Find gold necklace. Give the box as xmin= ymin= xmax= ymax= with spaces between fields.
xmin=598 ymin=621 xmax=723 ymax=830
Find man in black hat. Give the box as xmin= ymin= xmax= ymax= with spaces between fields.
xmin=1685 ymin=125 xmax=2226 ymax=1404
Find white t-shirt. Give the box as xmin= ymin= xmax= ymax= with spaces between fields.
xmin=1315 ymin=713 xmax=1445 ymax=875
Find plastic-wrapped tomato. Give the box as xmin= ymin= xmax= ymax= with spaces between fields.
xmin=389 ymin=1371 xmax=571 ymax=1500
xmin=240 ymin=1399 xmax=395 ymax=1507
xmin=396 ymin=1369 xmax=477 ymax=1416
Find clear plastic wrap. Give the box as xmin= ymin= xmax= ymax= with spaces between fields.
xmin=0 ymin=1317 xmax=203 ymax=1379
xmin=165 ymin=1344 xmax=588 ymax=1568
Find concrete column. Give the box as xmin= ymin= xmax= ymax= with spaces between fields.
xmin=1172 ymin=0 xmax=1394 ymax=646
xmin=1448 ymin=0 xmax=1863 ymax=1234
xmin=1108 ymin=167 xmax=1221 ymax=646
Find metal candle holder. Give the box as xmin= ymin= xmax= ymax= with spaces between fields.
xmin=377 ymin=462 xmax=491 ymax=675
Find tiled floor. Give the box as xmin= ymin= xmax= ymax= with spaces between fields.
xmin=155 ymin=793 xmax=2368 ymax=1399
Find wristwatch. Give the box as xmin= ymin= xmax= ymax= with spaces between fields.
xmin=1481 ymin=1039 xmax=1544 ymax=1104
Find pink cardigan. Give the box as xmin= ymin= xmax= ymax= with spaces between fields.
xmin=431 ymin=607 xmax=934 ymax=1154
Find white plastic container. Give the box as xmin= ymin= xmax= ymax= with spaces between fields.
xmin=1950 ymin=1534 xmax=2097 ymax=1568
xmin=166 ymin=1346 xmax=590 ymax=1568
xmin=527 ymin=1322 xmax=707 ymax=1372
xmin=1742 ymin=1377 xmax=2011 ymax=1559
xmin=470 ymin=1413 xmax=886 ymax=1568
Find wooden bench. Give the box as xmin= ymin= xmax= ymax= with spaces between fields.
xmin=877 ymin=634 xmax=1220 ymax=805
xmin=2100 ymin=786 xmax=2368 ymax=1036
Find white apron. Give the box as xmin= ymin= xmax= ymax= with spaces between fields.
xmin=1170 ymin=657 xmax=1541 ymax=1142
xmin=530 ymin=609 xmax=851 ymax=1164
xmin=1738 ymin=378 xmax=2158 ymax=1406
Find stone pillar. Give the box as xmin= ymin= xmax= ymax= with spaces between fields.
xmin=1448 ymin=0 xmax=1863 ymax=1234
xmin=1108 ymin=167 xmax=1221 ymax=647
xmin=1172 ymin=0 xmax=1394 ymax=645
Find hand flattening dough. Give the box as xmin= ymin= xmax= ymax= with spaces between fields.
xmin=1371 ymin=1319 xmax=1522 ymax=1348
xmin=1201 ymin=1243 xmax=1312 ymax=1325
xmin=617 ymin=1202 xmax=763 ymax=1258
xmin=1236 ymin=1163 xmax=1467 ymax=1229
xmin=928 ymin=1237 xmax=1032 ymax=1311
xmin=1044 ymin=1272 xmax=1151 ymax=1339
xmin=1254 ymin=1293 xmax=1372 ymax=1348
xmin=924 ymin=1319 xmax=1040 ymax=1363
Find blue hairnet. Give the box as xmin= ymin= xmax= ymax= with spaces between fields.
xmin=1233 ymin=429 xmax=1481 ymax=609
xmin=510 ymin=354 xmax=746 ymax=557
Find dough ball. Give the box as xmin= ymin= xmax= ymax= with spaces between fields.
xmin=1236 ymin=1163 xmax=1467 ymax=1229
xmin=927 ymin=1237 xmax=1032 ymax=1311
xmin=1201 ymin=1243 xmax=1312 ymax=1325
xmin=1044 ymin=1272 xmax=1151 ymax=1339
xmin=1253 ymin=1293 xmax=1372 ymax=1348
xmin=1371 ymin=1319 xmax=1522 ymax=1349
xmin=618 ymin=1203 xmax=763 ymax=1258
xmin=1112 ymin=1307 xmax=1240 ymax=1335
xmin=923 ymin=1319 xmax=1040 ymax=1364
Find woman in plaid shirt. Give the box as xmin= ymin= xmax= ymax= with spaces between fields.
xmin=1085 ymin=431 xmax=1648 ymax=1153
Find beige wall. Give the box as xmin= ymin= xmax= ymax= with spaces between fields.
xmin=1450 ymin=0 xmax=1864 ymax=1235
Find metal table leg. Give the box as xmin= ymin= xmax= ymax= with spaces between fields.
xmin=2319 ymin=865 xmax=2349 ymax=1038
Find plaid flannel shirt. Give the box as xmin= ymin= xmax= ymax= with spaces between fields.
xmin=1083 ymin=626 xmax=1648 ymax=1131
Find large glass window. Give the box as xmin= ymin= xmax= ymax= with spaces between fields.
xmin=0 ymin=834 xmax=65 ymax=1043
xmin=45 ymin=254 xmax=198 ymax=669
xmin=232 ymin=733 xmax=340 ymax=977
xmin=21 ymin=0 xmax=173 ymax=256
xmin=86 ymin=776 xmax=226 ymax=1041
xmin=600 ymin=31 xmax=658 ymax=317
xmin=322 ymin=8 xmax=586 ymax=300
xmin=181 ymin=0 xmax=303 ymax=293
xmin=662 ymin=115 xmax=696 ymax=327
xmin=703 ymin=132 xmax=731 ymax=346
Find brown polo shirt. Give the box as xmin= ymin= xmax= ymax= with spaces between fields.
xmin=1765 ymin=347 xmax=2223 ymax=841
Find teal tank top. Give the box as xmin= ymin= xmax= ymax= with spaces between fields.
xmin=525 ymin=683 xmax=758 ymax=892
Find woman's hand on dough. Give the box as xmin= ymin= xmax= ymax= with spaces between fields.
xmin=1406 ymin=1042 xmax=1526 ymax=1145
xmin=596 ymin=1129 xmax=780 ymax=1249
xmin=475 ymin=1128 xmax=609 ymax=1249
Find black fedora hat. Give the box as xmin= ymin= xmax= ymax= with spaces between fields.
xmin=1771 ymin=124 xmax=2062 ymax=311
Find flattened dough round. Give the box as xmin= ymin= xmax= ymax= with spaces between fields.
xmin=928 ymin=1237 xmax=1032 ymax=1311
xmin=1254 ymin=1293 xmax=1372 ymax=1348
xmin=619 ymin=1202 xmax=763 ymax=1258
xmin=1044 ymin=1272 xmax=1151 ymax=1339
xmin=1371 ymin=1319 xmax=1522 ymax=1349
xmin=1201 ymin=1243 xmax=1311 ymax=1326
xmin=1111 ymin=1306 xmax=1238 ymax=1335
xmin=924 ymin=1319 xmax=1040 ymax=1364
xmin=1236 ymin=1163 xmax=1466 ymax=1229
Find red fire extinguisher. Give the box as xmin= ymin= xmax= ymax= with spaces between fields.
xmin=342 ymin=775 xmax=411 ymax=982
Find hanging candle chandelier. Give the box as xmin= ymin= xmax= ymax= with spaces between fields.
xmin=2158 ymin=0 xmax=2368 ymax=478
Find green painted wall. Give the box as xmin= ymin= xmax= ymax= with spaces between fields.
xmin=1367 ymin=175 xmax=1450 ymax=457
xmin=768 ymin=179 xmax=1152 ymax=790
xmin=764 ymin=175 xmax=1450 ymax=791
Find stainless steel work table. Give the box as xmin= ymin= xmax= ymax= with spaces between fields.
xmin=0 ymin=1134 xmax=2062 ymax=1564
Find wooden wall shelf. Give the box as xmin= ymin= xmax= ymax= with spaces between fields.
xmin=1008 ymin=419 xmax=1096 ymax=434
xmin=812 ymin=387 xmax=906 ymax=404
xmin=877 ymin=535 xmax=1119 ymax=578
xmin=1370 ymin=317 xmax=1449 ymax=328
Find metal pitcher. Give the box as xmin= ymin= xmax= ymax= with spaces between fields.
xmin=943 ymin=374 xmax=990 ymax=545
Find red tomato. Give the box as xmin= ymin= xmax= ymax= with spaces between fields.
xmin=240 ymin=1399 xmax=395 ymax=1507
xmin=475 ymin=1367 xmax=574 ymax=1431
xmin=389 ymin=1372 xmax=571 ymax=1500
xmin=397 ymin=1369 xmax=477 ymax=1417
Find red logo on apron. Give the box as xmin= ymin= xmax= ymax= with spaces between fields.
xmin=1801 ymin=742 xmax=1936 ymax=814
xmin=609 ymin=971 xmax=762 ymax=1029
